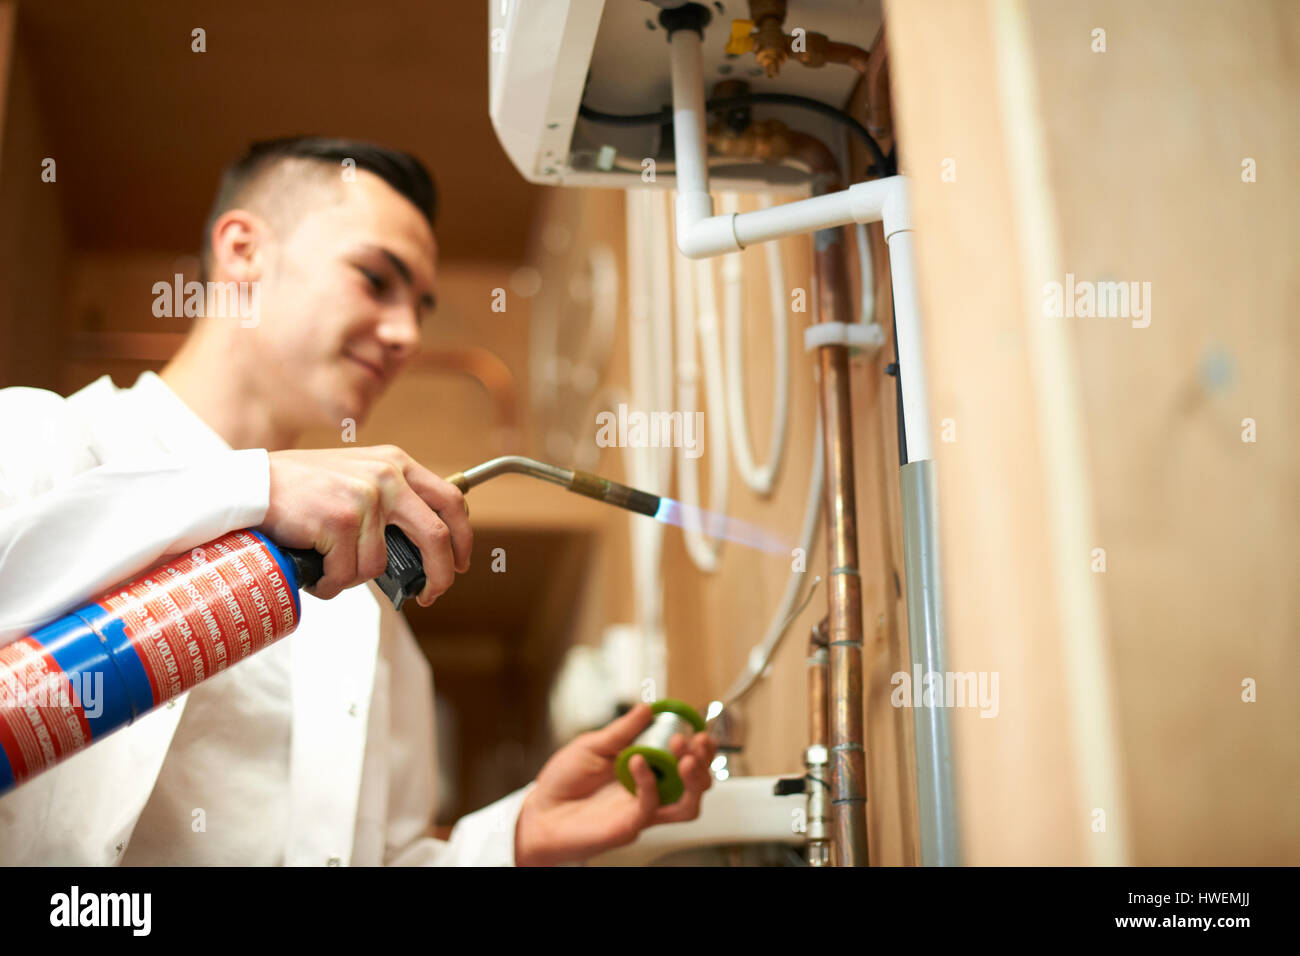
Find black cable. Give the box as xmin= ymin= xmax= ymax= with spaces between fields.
xmin=578 ymin=92 xmax=892 ymax=177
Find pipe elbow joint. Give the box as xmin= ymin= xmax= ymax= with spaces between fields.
xmin=881 ymin=176 xmax=912 ymax=239
xmin=848 ymin=175 xmax=913 ymax=240
xmin=674 ymin=191 xmax=741 ymax=258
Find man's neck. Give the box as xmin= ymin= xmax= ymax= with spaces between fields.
xmin=160 ymin=332 xmax=300 ymax=452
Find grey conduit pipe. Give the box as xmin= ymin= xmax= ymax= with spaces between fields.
xmin=889 ymin=220 xmax=962 ymax=868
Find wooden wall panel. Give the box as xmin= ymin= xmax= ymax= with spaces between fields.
xmin=0 ymin=1 xmax=68 ymax=390
xmin=886 ymin=0 xmax=1299 ymax=864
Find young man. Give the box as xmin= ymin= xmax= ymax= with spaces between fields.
xmin=0 ymin=137 xmax=714 ymax=865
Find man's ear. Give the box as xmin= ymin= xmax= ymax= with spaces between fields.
xmin=209 ymin=209 xmax=269 ymax=282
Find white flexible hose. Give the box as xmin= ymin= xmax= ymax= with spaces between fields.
xmin=649 ymin=190 xmax=676 ymax=493
xmin=625 ymin=189 xmax=668 ymax=693
xmin=722 ymin=413 xmax=824 ymax=704
xmin=571 ymin=243 xmax=620 ymax=397
xmin=695 ymin=250 xmax=730 ymax=542
xmin=856 ymin=221 xmax=876 ymax=326
xmin=721 ymin=191 xmax=790 ymax=495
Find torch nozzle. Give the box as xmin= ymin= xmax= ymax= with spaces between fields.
xmin=445 ymin=456 xmax=662 ymax=519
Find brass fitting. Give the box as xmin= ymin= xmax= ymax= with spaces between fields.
xmin=708 ymin=117 xmax=793 ymax=165
xmin=748 ymin=0 xmax=788 ymax=77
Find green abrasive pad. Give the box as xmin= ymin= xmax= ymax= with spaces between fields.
xmin=615 ymin=699 xmax=706 ymax=805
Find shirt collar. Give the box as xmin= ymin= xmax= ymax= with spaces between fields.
xmin=125 ymin=371 xmax=234 ymax=456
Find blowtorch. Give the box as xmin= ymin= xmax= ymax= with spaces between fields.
xmin=0 ymin=456 xmax=712 ymax=796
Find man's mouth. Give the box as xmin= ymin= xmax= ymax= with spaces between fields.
xmin=345 ymin=352 xmax=385 ymax=383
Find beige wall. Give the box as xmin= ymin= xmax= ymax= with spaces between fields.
xmin=886 ymin=0 xmax=1299 ymax=863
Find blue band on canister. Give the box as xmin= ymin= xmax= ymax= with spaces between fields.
xmin=76 ymin=603 xmax=159 ymax=721
xmin=0 ymin=741 xmax=13 ymax=791
xmin=249 ymin=530 xmax=303 ymax=622
xmin=30 ymin=609 xmax=140 ymax=737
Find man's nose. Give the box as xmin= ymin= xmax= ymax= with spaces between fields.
xmin=377 ymin=305 xmax=422 ymax=358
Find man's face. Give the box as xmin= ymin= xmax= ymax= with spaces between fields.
xmin=250 ymin=169 xmax=438 ymax=429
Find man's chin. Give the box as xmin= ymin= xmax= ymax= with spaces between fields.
xmin=336 ymin=397 xmax=374 ymax=428
xmin=311 ymin=386 xmax=375 ymax=433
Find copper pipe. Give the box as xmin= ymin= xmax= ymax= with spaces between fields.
xmin=771 ymin=23 xmax=893 ymax=153
xmin=782 ymin=31 xmax=870 ymax=74
xmin=813 ymin=201 xmax=870 ymax=867
xmin=67 ymin=332 xmax=520 ymax=432
xmin=700 ymin=89 xmax=871 ymax=864
xmin=718 ymin=112 xmax=870 ymax=864
xmin=863 ymin=25 xmax=892 ymax=148
xmin=410 ymin=346 xmax=520 ymax=432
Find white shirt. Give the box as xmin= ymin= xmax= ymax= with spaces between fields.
xmin=0 ymin=371 xmax=531 ymax=865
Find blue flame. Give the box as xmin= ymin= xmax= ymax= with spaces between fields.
xmin=653 ymin=497 xmax=792 ymax=555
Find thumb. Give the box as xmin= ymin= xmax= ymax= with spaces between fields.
xmin=586 ymin=703 xmax=654 ymax=758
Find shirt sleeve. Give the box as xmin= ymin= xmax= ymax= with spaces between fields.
xmin=376 ymin=609 xmax=537 ymax=867
xmin=385 ymin=782 xmax=536 ymax=867
xmin=0 ymin=385 xmax=271 ymax=643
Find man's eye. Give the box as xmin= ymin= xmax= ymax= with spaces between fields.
xmin=359 ymin=268 xmax=387 ymax=294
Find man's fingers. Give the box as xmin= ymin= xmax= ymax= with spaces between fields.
xmin=384 ymin=487 xmax=457 ymax=606
xmin=315 ymin=526 xmax=357 ymax=600
xmin=355 ymin=490 xmax=389 ymax=583
xmin=628 ymin=755 xmax=660 ymax=821
xmin=687 ymin=742 xmax=714 ymax=793
xmin=690 ymin=733 xmax=716 ymax=790
xmin=586 ymin=703 xmax=654 ymax=758
xmin=400 ymin=464 xmax=473 ymax=574
xmin=653 ymin=756 xmax=703 ymax=823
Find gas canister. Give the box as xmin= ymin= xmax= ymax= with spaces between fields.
xmin=0 ymin=525 xmax=423 ymax=795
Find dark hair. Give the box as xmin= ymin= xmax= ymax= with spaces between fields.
xmin=201 ymin=136 xmax=438 ymax=276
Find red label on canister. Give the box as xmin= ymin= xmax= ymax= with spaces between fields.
xmin=98 ymin=530 xmax=300 ymax=704
xmin=0 ymin=638 xmax=93 ymax=785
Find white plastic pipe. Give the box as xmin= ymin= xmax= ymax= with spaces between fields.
xmin=670 ymin=28 xmax=739 ymax=258
xmin=668 ymin=25 xmax=910 ymax=259
xmin=666 ymin=27 xmax=929 ymax=457
xmin=673 ymin=217 xmax=724 ymax=572
xmin=663 ymin=19 xmax=949 ymax=865
xmin=886 ymin=229 xmax=933 ymax=463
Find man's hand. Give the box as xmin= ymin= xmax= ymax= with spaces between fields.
xmin=259 ymin=445 xmax=470 ymax=606
xmin=513 ymin=703 xmax=717 ymax=866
